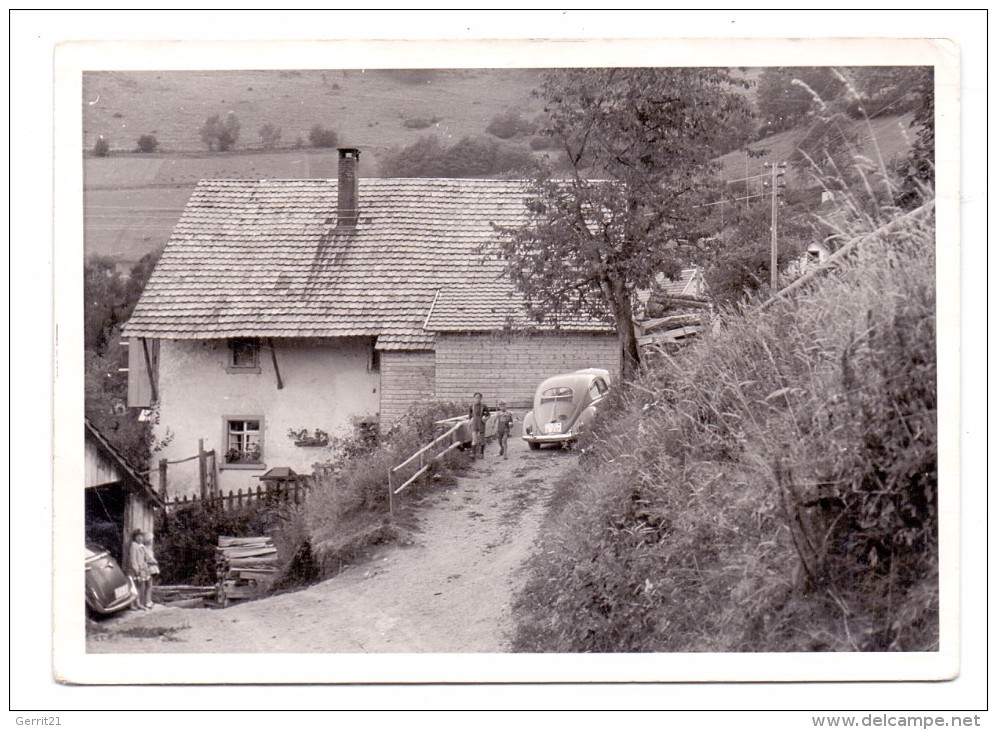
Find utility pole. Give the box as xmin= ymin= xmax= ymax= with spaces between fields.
xmin=765 ymin=162 xmax=786 ymax=292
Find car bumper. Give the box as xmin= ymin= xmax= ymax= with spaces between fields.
xmin=86 ymin=578 xmax=138 ymax=614
xmin=522 ymin=431 xmax=576 ymax=444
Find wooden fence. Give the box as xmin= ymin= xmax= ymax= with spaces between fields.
xmin=158 ymin=439 xmax=217 ymax=502
xmin=387 ymin=418 xmax=465 ymax=515
xmin=164 ymin=480 xmax=310 ymax=513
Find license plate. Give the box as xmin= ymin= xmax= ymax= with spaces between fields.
xmin=114 ymin=585 xmax=131 ymax=600
xmin=544 ymin=422 xmax=563 ymax=434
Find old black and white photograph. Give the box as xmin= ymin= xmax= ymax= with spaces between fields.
xmin=11 ymin=8 xmax=985 ymax=721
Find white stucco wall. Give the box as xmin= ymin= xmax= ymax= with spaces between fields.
xmin=153 ymin=337 xmax=380 ymax=497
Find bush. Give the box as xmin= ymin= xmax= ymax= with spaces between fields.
xmin=199 ymin=112 xmax=240 ymax=152
xmin=380 ymin=135 xmax=533 ymax=178
xmin=155 ymin=501 xmax=282 ymax=585
xmin=302 ymin=400 xmax=468 ymax=572
xmin=308 ymin=124 xmax=339 ymax=149
xmin=93 ymin=136 xmax=110 ymax=157
xmin=402 ymin=115 xmax=440 ymax=130
xmin=258 ymin=123 xmax=282 ymax=149
xmin=486 ymin=108 xmax=537 ymax=139
xmin=135 ymin=134 xmax=159 ymax=153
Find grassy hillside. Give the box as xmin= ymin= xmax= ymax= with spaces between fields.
xmin=82 ymin=69 xmax=541 ymax=265
xmin=512 ymin=182 xmax=937 ymax=652
xmin=83 ymin=69 xmax=541 ymax=165
xmin=715 ymin=112 xmax=916 ymax=189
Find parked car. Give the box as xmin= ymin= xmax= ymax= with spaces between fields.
xmin=85 ymin=543 xmax=137 ymax=615
xmin=522 ymin=368 xmax=611 ymax=450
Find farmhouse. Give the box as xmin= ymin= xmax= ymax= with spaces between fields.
xmin=85 ymin=418 xmax=163 ymax=569
xmin=123 ymin=149 xmax=618 ymax=497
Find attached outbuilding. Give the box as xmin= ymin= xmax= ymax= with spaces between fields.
xmin=84 ymin=418 xmax=163 ymax=570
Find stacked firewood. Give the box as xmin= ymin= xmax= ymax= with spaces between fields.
xmin=215 ymin=536 xmax=279 ymax=606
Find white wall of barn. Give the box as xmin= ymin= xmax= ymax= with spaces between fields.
xmin=152 ymin=337 xmax=380 ymax=498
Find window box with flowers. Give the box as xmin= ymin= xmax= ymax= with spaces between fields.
xmin=288 ymin=428 xmax=330 ymax=448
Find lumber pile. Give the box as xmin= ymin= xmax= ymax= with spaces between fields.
xmin=153 ymin=584 xmax=218 ymax=604
xmin=215 ymin=536 xmax=279 ymax=606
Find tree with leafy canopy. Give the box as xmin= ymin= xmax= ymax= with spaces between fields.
xmin=84 ymin=246 xmax=166 ymax=466
xmin=258 ymin=123 xmax=282 ymax=149
xmin=493 ymin=68 xmax=753 ymax=379
xmin=199 ymin=112 xmax=241 ymax=152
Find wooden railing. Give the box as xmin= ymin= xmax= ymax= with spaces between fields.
xmin=387 ymin=419 xmax=465 ymax=515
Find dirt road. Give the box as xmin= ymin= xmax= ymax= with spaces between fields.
xmin=87 ymin=437 xmax=575 ymax=653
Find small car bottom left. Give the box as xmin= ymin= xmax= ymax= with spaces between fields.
xmin=85 ymin=543 xmax=138 ymax=615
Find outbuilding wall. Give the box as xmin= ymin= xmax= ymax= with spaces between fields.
xmin=434 ymin=332 xmax=619 ymax=408
xmin=379 ymin=350 xmax=437 ymax=423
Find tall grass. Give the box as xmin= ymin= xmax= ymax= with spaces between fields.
xmin=512 ymin=143 xmax=937 ymax=652
xmin=291 ymin=400 xmax=469 ymax=580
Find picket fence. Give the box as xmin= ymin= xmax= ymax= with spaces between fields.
xmin=164 ymin=480 xmax=309 ymax=512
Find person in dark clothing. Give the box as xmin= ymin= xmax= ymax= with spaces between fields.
xmin=468 ymin=392 xmax=490 ymax=459
xmin=494 ymin=401 xmax=514 ymax=459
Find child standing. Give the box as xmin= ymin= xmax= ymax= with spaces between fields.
xmin=494 ymin=401 xmax=514 ymax=459
xmin=127 ymin=530 xmax=152 ymax=611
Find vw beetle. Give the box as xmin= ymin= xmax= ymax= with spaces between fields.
xmin=522 ymin=368 xmax=611 ymax=450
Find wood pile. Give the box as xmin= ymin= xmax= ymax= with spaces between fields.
xmin=215 ymin=536 xmax=279 ymax=606
xmin=153 ymin=585 xmax=218 ymax=604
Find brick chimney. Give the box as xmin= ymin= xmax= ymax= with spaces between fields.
xmin=337 ymin=147 xmax=360 ymax=228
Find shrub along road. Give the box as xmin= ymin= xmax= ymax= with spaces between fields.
xmin=87 ymin=436 xmax=576 ymax=653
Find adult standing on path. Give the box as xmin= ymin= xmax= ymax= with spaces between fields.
xmin=468 ymin=392 xmax=490 ymax=460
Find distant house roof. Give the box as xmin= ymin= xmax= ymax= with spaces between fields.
xmin=656 ymin=268 xmax=705 ymax=298
xmin=84 ymin=418 xmax=163 ymax=507
xmin=424 ymin=281 xmax=613 ymax=334
xmin=123 ymin=178 xmax=607 ymax=350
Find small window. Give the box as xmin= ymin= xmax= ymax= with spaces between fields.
xmin=224 ymin=418 xmax=263 ymax=466
xmin=228 ymin=338 xmax=261 ymax=373
xmin=368 ymin=340 xmax=381 ymax=373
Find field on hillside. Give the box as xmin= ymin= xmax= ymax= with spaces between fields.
xmin=715 ymin=112 xmax=916 ymax=192
xmin=82 ymin=69 xmax=541 ymax=265
xmin=82 ymin=69 xmax=542 ymax=165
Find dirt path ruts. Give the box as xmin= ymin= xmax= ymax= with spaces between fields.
xmin=87 ymin=437 xmax=575 ymax=653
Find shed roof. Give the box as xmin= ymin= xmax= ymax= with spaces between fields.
xmin=424 ymin=281 xmax=613 ymax=334
xmin=657 ymin=267 xmax=704 ymax=298
xmin=84 ymin=418 xmax=163 ymax=507
xmin=124 ymin=178 xmax=607 ymax=349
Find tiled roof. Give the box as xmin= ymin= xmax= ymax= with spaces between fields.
xmin=125 ymin=178 xmax=588 ymax=349
xmin=657 ymin=268 xmax=704 ymax=298
xmin=425 ymin=282 xmax=613 ymax=333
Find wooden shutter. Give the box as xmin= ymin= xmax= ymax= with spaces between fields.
xmin=127 ymin=337 xmax=159 ymax=407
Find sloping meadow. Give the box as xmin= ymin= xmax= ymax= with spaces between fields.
xmin=513 ymin=205 xmax=937 ymax=653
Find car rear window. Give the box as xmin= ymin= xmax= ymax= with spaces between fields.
xmin=540 ymin=386 xmax=574 ymax=403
